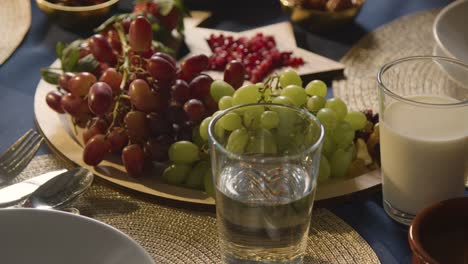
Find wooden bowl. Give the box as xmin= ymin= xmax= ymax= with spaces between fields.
xmin=35 ymin=0 xmax=119 ymax=30
xmin=279 ymin=0 xmax=365 ymax=32
xmin=408 ymin=197 xmax=468 ymax=264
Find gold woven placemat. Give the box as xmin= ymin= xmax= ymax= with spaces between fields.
xmin=332 ymin=9 xmax=439 ymax=112
xmin=18 ymin=155 xmax=380 ymax=264
xmin=0 ymin=0 xmax=31 ymax=65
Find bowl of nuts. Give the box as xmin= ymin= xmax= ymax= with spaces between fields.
xmin=36 ymin=0 xmax=119 ymax=30
xmin=280 ymin=0 xmax=366 ymax=31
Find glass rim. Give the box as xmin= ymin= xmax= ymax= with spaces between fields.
xmin=377 ymin=55 xmax=468 ymax=107
xmin=207 ymin=103 xmax=325 ymax=163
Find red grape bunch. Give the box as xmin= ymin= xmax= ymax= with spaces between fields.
xmin=43 ymin=1 xmax=248 ymax=190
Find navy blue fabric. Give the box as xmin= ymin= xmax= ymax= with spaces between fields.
xmin=0 ymin=1 xmax=457 ymax=263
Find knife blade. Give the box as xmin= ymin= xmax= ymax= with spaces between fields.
xmin=0 ymin=169 xmax=67 ymax=206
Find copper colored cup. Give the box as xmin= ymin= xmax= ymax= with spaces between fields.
xmin=408 ymin=197 xmax=468 ymax=264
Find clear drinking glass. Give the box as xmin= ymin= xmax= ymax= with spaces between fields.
xmin=208 ymin=103 xmax=324 ymax=264
xmin=377 ymin=56 xmax=468 ymax=225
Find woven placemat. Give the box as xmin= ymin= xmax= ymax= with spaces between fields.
xmin=17 ymin=155 xmax=380 ymax=264
xmin=332 ymin=9 xmax=440 ymax=112
xmin=0 ymin=0 xmax=31 ymax=65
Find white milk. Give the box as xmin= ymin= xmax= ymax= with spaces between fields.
xmin=381 ymin=95 xmax=468 ymax=215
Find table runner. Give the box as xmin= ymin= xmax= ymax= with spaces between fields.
xmin=16 ymin=154 xmax=380 ymax=263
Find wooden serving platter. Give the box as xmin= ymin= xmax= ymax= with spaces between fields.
xmin=33 ymin=13 xmax=380 ymax=205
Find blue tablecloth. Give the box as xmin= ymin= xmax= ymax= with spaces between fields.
xmin=0 ymin=0 xmax=455 ymax=263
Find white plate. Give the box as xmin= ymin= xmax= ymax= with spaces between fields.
xmin=0 ymin=208 xmax=154 ymax=264
xmin=34 ymin=60 xmax=381 ymax=205
xmin=433 ymin=0 xmax=468 ymax=87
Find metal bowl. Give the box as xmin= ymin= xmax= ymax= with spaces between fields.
xmin=280 ymin=0 xmax=365 ymax=32
xmin=35 ymin=0 xmax=119 ymax=30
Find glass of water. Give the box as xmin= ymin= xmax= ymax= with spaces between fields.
xmin=208 ymin=103 xmax=324 ymax=264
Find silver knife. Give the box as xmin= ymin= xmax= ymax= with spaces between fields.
xmin=0 ymin=169 xmax=67 ymax=206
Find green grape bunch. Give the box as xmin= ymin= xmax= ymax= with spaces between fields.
xmin=198 ymin=69 xmax=373 ymax=185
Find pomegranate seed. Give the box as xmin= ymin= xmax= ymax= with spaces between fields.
xmin=206 ymin=33 xmax=304 ymax=82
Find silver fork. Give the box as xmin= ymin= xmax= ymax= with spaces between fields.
xmin=0 ymin=130 xmax=43 ymax=183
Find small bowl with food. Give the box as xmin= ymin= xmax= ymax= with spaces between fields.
xmin=35 ymin=0 xmax=119 ymax=30
xmin=280 ymin=0 xmax=366 ymax=31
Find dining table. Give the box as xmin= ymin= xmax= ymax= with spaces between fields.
xmin=0 ymin=0 xmax=462 ymax=263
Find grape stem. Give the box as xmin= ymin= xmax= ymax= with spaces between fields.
xmin=114 ymin=22 xmax=130 ymax=90
xmin=106 ymin=22 xmax=134 ymax=137
xmin=258 ymin=74 xmax=280 ymax=102
xmin=107 ymin=94 xmax=130 ymax=134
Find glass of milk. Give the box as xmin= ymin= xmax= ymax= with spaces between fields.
xmin=377 ymin=56 xmax=468 ymax=225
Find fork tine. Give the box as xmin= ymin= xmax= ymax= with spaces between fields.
xmin=0 ymin=131 xmax=40 ymax=166
xmin=4 ymin=136 xmax=43 ymax=176
xmin=2 ymin=133 xmax=41 ymax=171
xmin=0 ymin=130 xmax=34 ymax=163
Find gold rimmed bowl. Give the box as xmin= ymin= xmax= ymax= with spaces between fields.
xmin=35 ymin=0 xmax=119 ymax=30
xmin=280 ymin=0 xmax=366 ymax=32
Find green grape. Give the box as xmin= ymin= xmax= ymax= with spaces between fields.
xmin=275 ymin=118 xmax=301 ymax=154
xmin=242 ymin=106 xmax=263 ymax=128
xmin=192 ymin=125 xmax=205 ymax=147
xmin=232 ymin=84 xmax=261 ymax=105
xmin=344 ymin=111 xmax=367 ymax=130
xmin=306 ymin=95 xmax=326 ymax=112
xmin=219 ymin=112 xmax=243 ymax=131
xmin=279 ymin=69 xmax=302 ymax=87
xmin=272 ymin=95 xmax=294 ymax=105
xmin=226 ymin=127 xmax=249 ymax=154
xmin=260 ymin=111 xmax=279 ymax=129
xmin=280 ymin=85 xmax=307 ymax=106
xmin=332 ymin=121 xmax=355 ymax=148
xmin=204 ymin=169 xmax=215 ymax=198
xmin=162 ymin=164 xmax=191 ymax=184
xmin=210 ymin=80 xmax=235 ymax=102
xmin=199 ymin=117 xmax=212 ymax=141
xmin=330 ymin=147 xmax=353 ymax=178
xmin=274 ymin=135 xmax=287 ymax=154
xmin=318 ymin=155 xmax=331 ymax=183
xmin=317 ymin=108 xmax=338 ymax=130
xmin=218 ymin=96 xmax=233 ymax=110
xmin=305 ymin=80 xmax=327 ymax=97
xmin=246 ymin=128 xmax=277 ymax=154
xmin=321 ymin=132 xmax=336 ymax=158
xmin=168 ymin=141 xmax=200 ymax=164
xmin=292 ymin=132 xmax=306 ymax=152
xmin=275 ymin=106 xmax=300 ymax=134
xmin=185 ymin=160 xmax=210 ymax=190
xmin=305 ymin=122 xmax=321 ymax=146
xmin=325 ymin=98 xmax=348 ymax=120
xmin=214 ymin=122 xmax=225 ymax=142
xmin=255 ymin=82 xmax=265 ymax=89
xmin=212 ymin=111 xmax=222 ymax=117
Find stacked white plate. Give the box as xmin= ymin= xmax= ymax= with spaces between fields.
xmin=433 ymin=0 xmax=468 ymax=86
xmin=433 ymin=0 xmax=468 ymax=63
